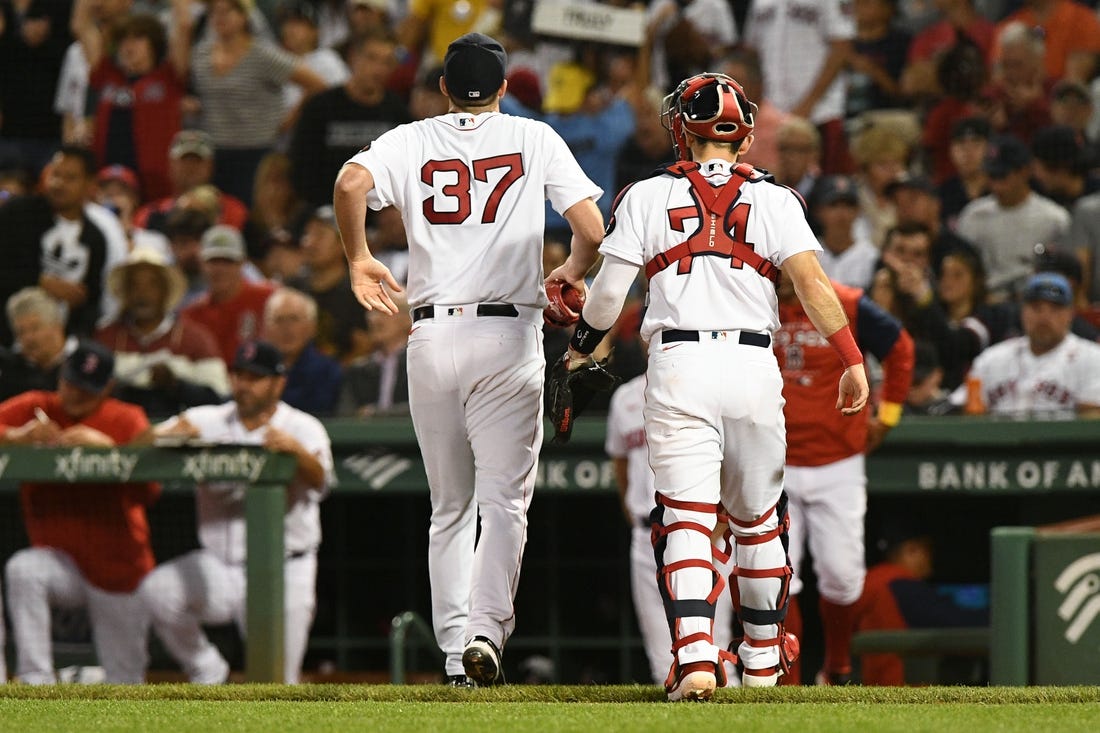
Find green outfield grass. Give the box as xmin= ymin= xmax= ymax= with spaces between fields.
xmin=1 ymin=685 xmax=1099 ymax=733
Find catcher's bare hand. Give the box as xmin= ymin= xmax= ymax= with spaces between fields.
xmin=837 ymin=363 xmax=869 ymax=415
xmin=349 ymin=256 xmax=402 ymax=314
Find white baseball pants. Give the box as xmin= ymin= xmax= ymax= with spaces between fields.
xmin=139 ymin=549 xmax=317 ymax=683
xmin=645 ymin=336 xmax=789 ymax=674
xmin=785 ymin=454 xmax=867 ymax=604
xmin=407 ymin=308 xmax=544 ymax=676
xmin=4 ymin=547 xmax=149 ymax=684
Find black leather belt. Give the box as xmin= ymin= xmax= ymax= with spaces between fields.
xmin=412 ymin=304 xmax=519 ymax=322
xmin=662 ymin=329 xmax=771 ymax=348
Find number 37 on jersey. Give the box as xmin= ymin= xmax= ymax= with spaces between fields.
xmin=420 ymin=153 xmax=525 ymax=225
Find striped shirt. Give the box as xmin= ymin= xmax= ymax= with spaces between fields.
xmin=191 ymin=39 xmax=296 ymax=148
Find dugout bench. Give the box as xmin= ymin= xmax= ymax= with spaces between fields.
xmin=0 ymin=446 xmax=298 ymax=683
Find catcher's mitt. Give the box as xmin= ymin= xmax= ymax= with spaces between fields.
xmin=544 ymin=280 xmax=585 ymax=328
xmin=547 ymin=352 xmax=619 ymax=443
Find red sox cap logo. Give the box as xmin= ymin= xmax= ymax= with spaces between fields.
xmin=241 ymin=342 xmax=256 ymax=362
xmin=82 ymin=353 xmax=100 ymax=375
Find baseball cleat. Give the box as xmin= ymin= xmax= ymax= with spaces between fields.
xmin=742 ymin=669 xmax=779 ymax=688
xmin=462 ymin=636 xmax=503 ymax=686
xmin=667 ymin=663 xmax=717 ymax=702
xmin=445 ymin=674 xmax=475 ymax=688
xmin=814 ymin=669 xmax=853 ymax=686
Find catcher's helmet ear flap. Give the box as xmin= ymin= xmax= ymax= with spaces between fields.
xmin=661 ymin=73 xmax=758 ymax=161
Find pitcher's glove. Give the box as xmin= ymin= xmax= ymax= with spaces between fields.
xmin=547 ymin=352 xmax=619 ymax=443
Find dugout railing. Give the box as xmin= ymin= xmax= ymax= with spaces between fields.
xmin=2 ymin=415 xmax=1100 ymax=683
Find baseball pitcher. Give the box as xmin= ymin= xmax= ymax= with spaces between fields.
xmin=333 ymin=33 xmax=604 ymax=686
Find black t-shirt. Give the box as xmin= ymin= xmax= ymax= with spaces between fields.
xmin=288 ymin=86 xmax=411 ymax=206
xmin=847 ymin=28 xmax=912 ymax=117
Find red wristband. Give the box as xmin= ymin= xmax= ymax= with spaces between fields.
xmin=827 ymin=327 xmax=863 ymax=368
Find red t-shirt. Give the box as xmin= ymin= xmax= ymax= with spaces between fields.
xmin=997 ymin=1 xmax=1100 ymax=81
xmin=908 ymin=18 xmax=996 ymax=64
xmin=181 ymin=280 xmax=275 ymax=365
xmin=0 ymin=392 xmax=159 ymax=593
xmin=854 ymin=562 xmax=913 ymax=686
xmin=133 ymin=192 xmax=249 ymax=231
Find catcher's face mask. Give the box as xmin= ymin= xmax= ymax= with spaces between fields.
xmin=662 ymin=73 xmax=758 ymax=161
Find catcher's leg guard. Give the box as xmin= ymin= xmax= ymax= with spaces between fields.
xmin=727 ymin=492 xmax=798 ymax=686
xmin=650 ymin=493 xmax=727 ymax=696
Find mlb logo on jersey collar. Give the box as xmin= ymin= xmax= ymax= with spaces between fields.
xmin=709 ymin=331 xmax=728 ymax=341
xmin=459 ymin=115 xmax=474 ymax=127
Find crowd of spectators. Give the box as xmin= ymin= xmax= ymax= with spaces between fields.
xmin=3 ymin=0 xmax=1100 ymax=684
xmin=4 ymin=0 xmax=1099 ymax=420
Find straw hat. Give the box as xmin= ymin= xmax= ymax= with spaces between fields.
xmin=108 ymin=246 xmax=188 ymax=312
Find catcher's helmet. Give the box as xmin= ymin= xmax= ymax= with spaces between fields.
xmin=661 ymin=73 xmax=757 ymax=161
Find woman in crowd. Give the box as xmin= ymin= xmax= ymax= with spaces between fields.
xmin=176 ymin=0 xmax=326 ymax=205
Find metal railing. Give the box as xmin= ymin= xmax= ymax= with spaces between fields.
xmin=389 ymin=611 xmax=444 ymax=684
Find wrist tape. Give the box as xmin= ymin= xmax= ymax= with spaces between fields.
xmin=827 ymin=327 xmax=863 ymax=368
xmin=569 ymin=315 xmax=609 ymax=355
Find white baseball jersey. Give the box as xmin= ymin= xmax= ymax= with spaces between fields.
xmin=161 ymin=402 xmax=335 ymax=564
xmin=600 ymin=160 xmax=821 ymax=343
xmin=967 ymin=334 xmax=1100 ymax=417
xmin=745 ymin=0 xmax=855 ymax=124
xmin=606 ymin=376 xmax=655 ymax=522
xmin=347 ymin=112 xmax=602 ymax=309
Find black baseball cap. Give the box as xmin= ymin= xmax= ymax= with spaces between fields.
xmin=951 ymin=116 xmax=991 ymax=142
xmin=232 ymin=340 xmax=286 ymax=377
xmin=885 ymin=173 xmax=936 ymax=198
xmin=814 ymin=175 xmax=860 ymax=206
xmin=276 ymin=0 xmax=318 ymax=25
xmin=983 ymin=135 xmax=1031 ymax=177
xmin=1031 ymin=125 xmax=1085 ymax=170
xmin=443 ymin=33 xmax=506 ymax=103
xmin=61 ymin=340 xmax=116 ymax=393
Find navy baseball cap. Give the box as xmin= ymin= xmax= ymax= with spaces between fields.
xmin=233 ymin=340 xmax=286 ymax=377
xmin=814 ymin=175 xmax=859 ymax=206
xmin=61 ymin=340 xmax=116 ymax=393
xmin=885 ymin=173 xmax=936 ymax=198
xmin=443 ymin=33 xmax=506 ymax=102
xmin=1022 ymin=272 xmax=1073 ymax=306
xmin=983 ymin=135 xmax=1031 ymax=178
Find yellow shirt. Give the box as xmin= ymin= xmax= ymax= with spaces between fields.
xmin=409 ymin=0 xmax=494 ymax=63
